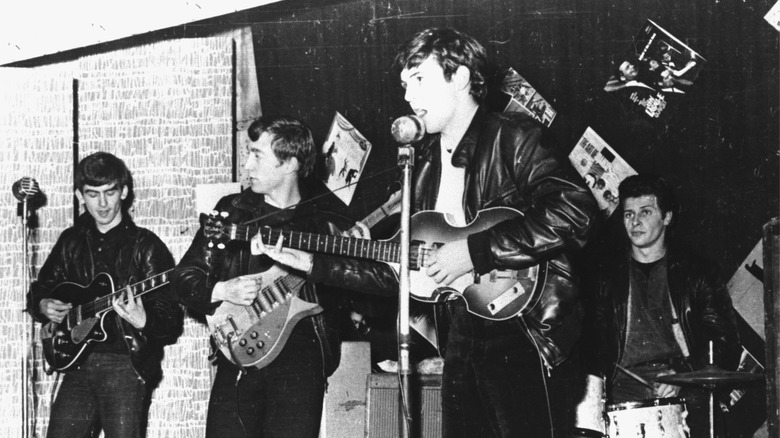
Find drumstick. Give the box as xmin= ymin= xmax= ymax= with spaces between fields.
xmin=615 ymin=364 xmax=655 ymax=389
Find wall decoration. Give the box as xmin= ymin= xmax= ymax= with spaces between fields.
xmin=321 ymin=112 xmax=372 ymax=206
xmin=499 ymin=67 xmax=557 ymax=127
xmin=765 ymin=0 xmax=780 ymax=31
xmin=604 ymin=19 xmax=705 ymax=119
xmin=568 ymin=127 xmax=637 ymax=217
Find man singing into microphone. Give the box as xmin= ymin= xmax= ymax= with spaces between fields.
xmin=27 ymin=152 xmax=183 ymax=438
xmin=391 ymin=28 xmax=598 ymax=437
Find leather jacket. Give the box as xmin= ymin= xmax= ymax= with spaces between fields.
xmin=412 ymin=107 xmax=599 ymax=367
xmin=583 ymin=244 xmax=742 ymax=382
xmin=28 ymin=213 xmax=183 ymax=387
xmin=171 ymin=190 xmax=397 ymax=377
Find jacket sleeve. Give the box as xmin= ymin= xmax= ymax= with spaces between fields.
xmin=27 ymin=229 xmax=75 ymax=323
xmin=171 ymin=222 xmax=225 ymax=316
xmin=309 ymin=253 xmax=399 ymax=297
xmin=306 ymin=210 xmax=399 ymax=297
xmin=468 ymin=124 xmax=598 ymax=274
xmin=134 ymin=232 xmax=183 ymax=347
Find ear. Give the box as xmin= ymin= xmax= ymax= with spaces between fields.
xmin=663 ymin=211 xmax=673 ymax=226
xmin=74 ymin=189 xmax=84 ymax=204
xmin=120 ymin=185 xmax=128 ymax=200
xmin=453 ymin=65 xmax=472 ymax=92
xmin=283 ymin=157 xmax=301 ymax=175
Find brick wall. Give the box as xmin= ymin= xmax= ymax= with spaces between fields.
xmin=0 ymin=65 xmax=75 ymax=438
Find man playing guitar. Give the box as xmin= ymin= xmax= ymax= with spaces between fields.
xmin=27 ymin=152 xmax=183 ymax=438
xmin=171 ymin=116 xmax=397 ymax=438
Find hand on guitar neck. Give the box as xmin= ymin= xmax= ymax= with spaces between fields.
xmin=111 ymin=283 xmax=147 ymax=329
xmin=251 ymin=232 xmax=315 ymax=274
xmin=249 ymin=199 xmax=378 ymax=275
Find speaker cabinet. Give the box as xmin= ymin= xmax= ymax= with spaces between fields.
xmin=764 ymin=217 xmax=779 ymax=438
xmin=365 ymin=373 xmax=442 ymax=438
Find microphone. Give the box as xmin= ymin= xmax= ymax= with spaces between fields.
xmin=12 ymin=177 xmax=40 ymax=202
xmin=391 ymin=115 xmax=426 ymax=144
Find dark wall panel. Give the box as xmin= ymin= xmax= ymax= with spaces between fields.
xmin=244 ymin=0 xmax=777 ymax=273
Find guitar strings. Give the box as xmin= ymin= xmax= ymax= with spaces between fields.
xmin=69 ymin=269 xmax=172 ymax=317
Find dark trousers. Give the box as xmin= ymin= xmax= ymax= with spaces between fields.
xmin=205 ymin=321 xmax=326 ymax=438
xmin=441 ymin=304 xmax=554 ymax=438
xmin=47 ymin=353 xmax=150 ymax=438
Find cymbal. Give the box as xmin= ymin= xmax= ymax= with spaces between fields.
xmin=654 ymin=364 xmax=764 ymax=387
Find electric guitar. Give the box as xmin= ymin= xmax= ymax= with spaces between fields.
xmin=203 ymin=206 xmax=546 ymax=321
xmin=40 ymin=270 xmax=172 ymax=373
xmin=204 ymin=191 xmax=402 ymax=369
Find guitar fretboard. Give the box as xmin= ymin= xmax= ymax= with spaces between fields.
xmin=69 ymin=269 xmax=173 ymax=324
xmin=220 ymin=223 xmax=416 ymax=266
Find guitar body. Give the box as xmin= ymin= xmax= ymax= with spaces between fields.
xmin=206 ymin=265 xmax=323 ymax=369
xmin=405 ymin=207 xmax=547 ymax=321
xmin=40 ymin=272 xmax=114 ymax=372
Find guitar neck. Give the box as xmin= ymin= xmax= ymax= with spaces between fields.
xmin=226 ymin=225 xmax=402 ymax=264
xmin=90 ymin=269 xmax=173 ymax=316
xmin=348 ymin=191 xmax=401 ymax=232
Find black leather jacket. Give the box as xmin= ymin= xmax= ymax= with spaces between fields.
xmin=171 ymin=190 xmax=397 ymax=377
xmin=582 ymin=245 xmax=742 ymax=382
xmin=28 ymin=214 xmax=183 ymax=386
xmin=413 ymin=108 xmax=599 ymax=366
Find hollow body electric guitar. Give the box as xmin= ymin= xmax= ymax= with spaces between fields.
xmin=204 ymin=205 xmax=546 ymax=321
xmin=204 ymin=191 xmax=402 ymax=369
xmin=40 ymin=270 xmax=172 ymax=373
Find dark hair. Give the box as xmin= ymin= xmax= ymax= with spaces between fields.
xmin=75 ymin=151 xmax=134 ymax=212
xmin=246 ymin=115 xmax=317 ymax=178
xmin=618 ymin=174 xmax=679 ymax=227
xmin=394 ymin=27 xmax=488 ymax=102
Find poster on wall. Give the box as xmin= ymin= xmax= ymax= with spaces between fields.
xmin=500 ymin=67 xmax=557 ymax=127
xmin=321 ymin=112 xmax=372 ymax=206
xmin=604 ymin=19 xmax=705 ymax=120
xmin=765 ymin=0 xmax=780 ymax=31
xmin=568 ymin=127 xmax=637 ymax=217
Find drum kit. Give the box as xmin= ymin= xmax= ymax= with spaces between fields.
xmin=573 ymin=364 xmax=763 ymax=438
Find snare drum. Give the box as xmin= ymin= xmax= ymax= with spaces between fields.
xmin=606 ymin=397 xmax=689 ymax=438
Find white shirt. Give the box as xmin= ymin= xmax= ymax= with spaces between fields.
xmin=434 ymin=147 xmax=466 ymax=227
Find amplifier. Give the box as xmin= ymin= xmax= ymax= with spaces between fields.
xmin=365 ymin=373 xmax=442 ymax=438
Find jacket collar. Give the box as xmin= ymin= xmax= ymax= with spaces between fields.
xmin=416 ymin=105 xmax=488 ymax=168
xmin=451 ymin=105 xmax=488 ymax=168
xmin=76 ymin=212 xmax=137 ymax=239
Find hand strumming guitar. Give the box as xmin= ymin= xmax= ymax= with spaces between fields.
xmin=39 ymin=298 xmax=72 ymax=324
xmin=211 ymin=273 xmax=264 ymax=307
xmin=425 ymin=239 xmax=474 ymax=286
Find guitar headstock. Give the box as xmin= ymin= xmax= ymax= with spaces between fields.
xmin=201 ymin=211 xmax=230 ymax=249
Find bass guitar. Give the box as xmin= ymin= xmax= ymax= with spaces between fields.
xmin=204 ymin=191 xmax=402 ymax=369
xmin=203 ymin=207 xmax=546 ymax=321
xmin=40 ymin=270 xmax=172 ymax=373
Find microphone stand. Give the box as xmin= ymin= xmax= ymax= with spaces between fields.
xmin=19 ymin=199 xmax=33 ymax=438
xmin=397 ymin=143 xmax=414 ymax=438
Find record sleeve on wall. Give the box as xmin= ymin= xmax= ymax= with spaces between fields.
xmin=321 ymin=112 xmax=372 ymax=206
xmin=604 ymin=19 xmax=705 ymax=120
xmin=499 ymin=67 xmax=557 ymax=127
xmin=569 ymin=127 xmax=637 ymax=217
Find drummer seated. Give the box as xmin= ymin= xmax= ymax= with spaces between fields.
xmin=581 ymin=174 xmax=742 ymax=433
